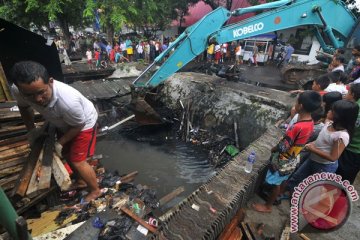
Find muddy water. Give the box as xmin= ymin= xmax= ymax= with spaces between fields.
xmin=96 ymin=126 xmax=216 ymax=210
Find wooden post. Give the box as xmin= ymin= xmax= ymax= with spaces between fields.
xmin=120 ymin=207 xmax=157 ymax=234
xmin=159 ymin=186 xmax=184 ymax=206
xmin=0 ymin=62 xmax=13 ymax=101
xmin=52 ymin=154 xmax=71 ymax=191
xmin=25 ymin=150 xmax=44 ymax=197
xmin=218 ymin=208 xmax=245 ymax=240
xmin=12 ymin=136 xmax=45 ymax=198
xmin=38 ymin=124 xmax=55 ymax=190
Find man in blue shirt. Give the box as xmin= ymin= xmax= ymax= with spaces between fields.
xmin=284 ymin=44 xmax=294 ymax=64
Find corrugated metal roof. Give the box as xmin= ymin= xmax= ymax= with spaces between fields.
xmin=71 ymin=79 xmax=133 ymax=100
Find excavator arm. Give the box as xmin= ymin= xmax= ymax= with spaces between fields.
xmin=131 ymin=0 xmax=356 ymax=125
xmin=134 ymin=0 xmax=356 ymax=88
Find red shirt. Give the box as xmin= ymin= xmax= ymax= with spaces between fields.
xmin=279 ymin=119 xmax=314 ymax=160
xmin=110 ymin=49 xmax=115 ymax=61
xmin=94 ymin=51 xmax=100 ymax=60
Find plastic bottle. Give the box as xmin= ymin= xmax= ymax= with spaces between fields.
xmin=245 ymin=151 xmax=256 ymax=173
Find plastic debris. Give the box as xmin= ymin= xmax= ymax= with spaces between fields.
xmin=93 ymin=217 xmax=105 ymax=228
xmin=191 ymin=204 xmax=200 ymax=211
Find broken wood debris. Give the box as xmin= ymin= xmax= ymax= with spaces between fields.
xmin=0 ymin=105 xmax=71 ymax=213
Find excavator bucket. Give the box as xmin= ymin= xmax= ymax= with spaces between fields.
xmin=129 ymin=85 xmax=163 ymax=125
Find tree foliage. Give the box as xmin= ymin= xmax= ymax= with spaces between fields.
xmin=84 ymin=0 xmax=198 ymax=40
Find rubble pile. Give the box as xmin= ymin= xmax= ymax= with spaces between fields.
xmin=36 ymin=169 xmax=163 ymax=239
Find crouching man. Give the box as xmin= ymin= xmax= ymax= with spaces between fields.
xmin=10 ymin=61 xmax=101 ymax=202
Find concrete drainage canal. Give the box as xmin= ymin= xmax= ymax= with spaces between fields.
xmin=72 ymin=72 xmax=294 ymax=239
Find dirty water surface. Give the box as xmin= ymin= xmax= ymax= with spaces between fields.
xmin=96 ymin=124 xmax=216 ymax=212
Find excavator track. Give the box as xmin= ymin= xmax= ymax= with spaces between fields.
xmin=281 ymin=63 xmax=327 ymax=86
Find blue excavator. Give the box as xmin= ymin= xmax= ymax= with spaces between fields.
xmin=130 ymin=0 xmax=358 ymax=124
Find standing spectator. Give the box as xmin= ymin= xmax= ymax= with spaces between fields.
xmin=346 ymin=45 xmax=360 ymax=74
xmin=136 ymin=41 xmax=144 ymax=60
xmin=337 ymin=83 xmax=360 ymax=183
xmin=325 ymin=71 xmax=348 ymax=95
xmin=93 ymin=39 xmax=100 ymax=51
xmin=284 ymin=43 xmax=294 ymax=65
xmin=125 ymin=37 xmax=133 ymax=61
xmin=328 ymin=55 xmax=345 ymax=72
xmin=287 ymin=100 xmax=359 ymax=192
xmin=109 ymin=48 xmax=115 ymax=63
xmin=114 ymin=43 xmax=120 ymax=53
xmin=349 ymin=56 xmax=360 ymax=82
xmin=214 ymin=43 xmax=221 ymax=64
xmin=220 ymin=43 xmax=227 ymax=63
xmin=229 ymin=41 xmax=236 ymax=62
xmin=106 ymin=43 xmax=112 ymax=56
xmin=235 ymin=43 xmax=242 ymax=65
xmin=150 ymin=41 xmax=156 ymax=61
xmin=252 ymin=91 xmax=321 ymax=213
xmin=86 ymin=48 xmax=93 ymax=70
xmin=63 ymin=48 xmax=72 ymax=66
xmin=267 ymin=44 xmax=274 ymax=61
xmin=120 ymin=41 xmax=127 ymax=58
xmin=207 ymin=43 xmax=215 ymax=63
xmin=155 ymin=41 xmax=161 ymax=58
xmin=94 ymin=48 xmax=100 ymax=69
xmin=144 ymin=41 xmax=150 ymax=63
xmin=249 ymin=44 xmax=258 ymax=67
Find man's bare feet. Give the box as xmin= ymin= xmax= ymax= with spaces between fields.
xmin=84 ymin=189 xmax=102 ymax=202
xmin=252 ymin=203 xmax=272 ymax=213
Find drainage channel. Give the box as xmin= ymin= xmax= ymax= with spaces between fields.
xmin=96 ymin=124 xmax=217 ymax=212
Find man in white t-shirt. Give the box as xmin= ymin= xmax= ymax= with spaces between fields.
xmin=10 ymin=61 xmax=101 ymax=203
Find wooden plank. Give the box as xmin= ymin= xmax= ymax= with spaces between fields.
xmin=33 ymin=221 xmax=86 ymax=240
xmin=38 ymin=125 xmax=55 ymax=190
xmin=120 ymin=171 xmax=138 ymax=183
xmin=159 ymin=186 xmax=185 ymax=206
xmin=218 ymin=208 xmax=245 ymax=240
xmin=0 ymin=165 xmax=23 ymax=177
xmin=27 ymin=210 xmax=77 ymax=237
xmin=0 ymin=135 xmax=27 ymax=147
xmin=0 ymin=156 xmax=25 ymax=170
xmin=26 ymin=151 xmax=44 ymax=197
xmin=228 ymin=227 xmax=243 ymax=240
xmin=0 ymin=125 xmax=27 ymax=134
xmin=0 ymin=174 xmax=19 ymax=186
xmin=120 ymin=206 xmax=157 ymax=234
xmin=12 ymin=135 xmax=45 ymax=197
xmin=0 ymin=145 xmax=30 ymax=161
xmin=0 ymin=79 xmax=6 ymax=102
xmin=0 ymin=62 xmax=12 ymax=100
xmin=52 ymin=154 xmax=71 ymax=191
xmin=0 ymin=140 xmax=28 ymax=152
xmin=2 ymin=180 xmax=16 ymax=191
xmin=240 ymin=222 xmax=254 ymax=240
xmin=0 ymin=111 xmax=41 ymax=123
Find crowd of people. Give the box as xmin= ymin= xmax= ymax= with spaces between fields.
xmin=206 ymin=41 xmax=294 ymax=67
xmin=54 ymin=33 xmax=299 ymax=70
xmin=54 ymin=34 xmax=175 ymax=69
xmin=252 ymin=45 xmax=360 ymax=213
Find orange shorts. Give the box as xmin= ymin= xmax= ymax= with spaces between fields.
xmin=63 ymin=127 xmax=97 ymax=162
